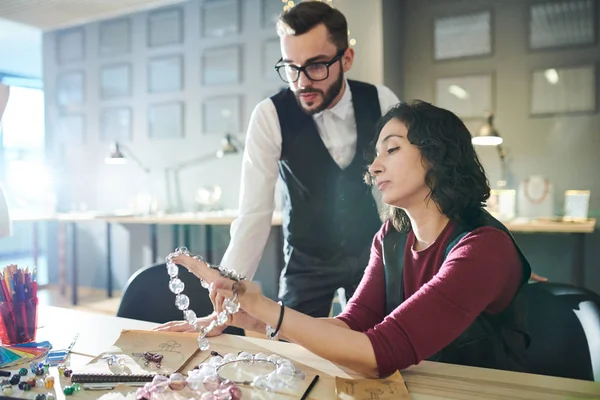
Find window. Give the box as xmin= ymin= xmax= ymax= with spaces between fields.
xmin=1 ymin=86 xmax=55 ymax=213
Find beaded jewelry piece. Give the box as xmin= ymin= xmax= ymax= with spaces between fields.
xmin=166 ymin=247 xmax=245 ymax=351
xmin=188 ymin=351 xmax=305 ymax=393
xmin=143 ymin=352 xmax=163 ymax=368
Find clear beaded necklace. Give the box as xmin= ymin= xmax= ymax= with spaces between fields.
xmin=166 ymin=247 xmax=245 ymax=351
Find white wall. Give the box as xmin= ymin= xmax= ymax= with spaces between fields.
xmin=0 ymin=18 xmax=42 ymax=77
xmin=335 ymin=0 xmax=384 ymax=85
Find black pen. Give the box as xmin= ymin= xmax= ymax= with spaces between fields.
xmin=300 ymin=374 xmax=320 ymax=400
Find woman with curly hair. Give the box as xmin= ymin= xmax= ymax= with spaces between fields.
xmin=158 ymin=100 xmax=532 ymax=378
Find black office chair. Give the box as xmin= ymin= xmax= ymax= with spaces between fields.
xmin=117 ymin=263 xmax=244 ymax=336
xmin=523 ymin=282 xmax=600 ymax=381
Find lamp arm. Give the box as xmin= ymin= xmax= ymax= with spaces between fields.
xmin=229 ymin=134 xmax=246 ymax=150
xmin=169 ymin=152 xmax=219 ymax=172
xmin=496 ymin=144 xmax=507 ymax=187
xmin=121 ymin=145 xmax=150 ymax=174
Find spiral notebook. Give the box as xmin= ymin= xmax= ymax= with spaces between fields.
xmin=74 ymin=330 xmax=200 ymax=380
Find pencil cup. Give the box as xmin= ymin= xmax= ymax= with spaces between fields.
xmin=0 ymin=265 xmax=39 ymax=345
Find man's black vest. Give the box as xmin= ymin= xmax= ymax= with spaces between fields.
xmin=382 ymin=211 xmax=532 ymax=372
xmin=271 ymin=80 xmax=383 ymax=260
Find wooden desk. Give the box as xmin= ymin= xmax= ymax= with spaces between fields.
xmin=32 ymin=306 xmax=599 ymax=400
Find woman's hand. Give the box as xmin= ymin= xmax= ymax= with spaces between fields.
xmin=153 ymin=313 xmax=226 ymax=336
xmin=210 ymin=277 xmax=265 ymax=316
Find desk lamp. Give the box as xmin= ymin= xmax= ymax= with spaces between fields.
xmin=472 ymin=112 xmax=507 ymax=188
xmin=105 ymin=142 xmax=153 ymax=213
xmin=169 ymin=134 xmax=244 ymax=212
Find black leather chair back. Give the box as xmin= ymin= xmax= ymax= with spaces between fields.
xmin=524 ymin=282 xmax=600 ymax=381
xmin=117 ymin=263 xmax=243 ymax=336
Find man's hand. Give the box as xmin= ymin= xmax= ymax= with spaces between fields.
xmin=153 ymin=312 xmax=226 ymax=336
xmin=530 ymin=272 xmax=548 ymax=282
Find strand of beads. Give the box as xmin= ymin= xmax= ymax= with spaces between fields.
xmin=188 ymin=351 xmax=305 ymax=394
xmin=166 ymin=247 xmax=245 ymax=352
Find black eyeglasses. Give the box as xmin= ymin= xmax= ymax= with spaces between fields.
xmin=274 ymin=49 xmax=346 ymax=83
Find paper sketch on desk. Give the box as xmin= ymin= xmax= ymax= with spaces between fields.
xmin=335 ymin=371 xmax=410 ymax=400
xmin=78 ymin=329 xmax=200 ymax=375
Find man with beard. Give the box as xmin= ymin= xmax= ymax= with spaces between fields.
xmin=214 ymin=1 xmax=400 ymax=321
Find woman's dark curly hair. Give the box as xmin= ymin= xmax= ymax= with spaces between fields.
xmin=366 ymin=100 xmax=491 ymax=232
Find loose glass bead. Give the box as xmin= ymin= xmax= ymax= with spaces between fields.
xmin=198 ymin=337 xmax=210 ymax=351
xmin=26 ymin=377 xmax=36 ymax=387
xmin=184 ymin=309 xmax=197 ymax=325
xmin=169 ymin=278 xmax=185 ymax=294
xmin=57 ymin=364 xmax=66 ymax=376
xmin=237 ymin=352 xmax=253 ymax=362
xmin=254 ymin=353 xmax=268 ymax=362
xmin=63 ymin=386 xmax=75 ymax=395
xmin=35 ymin=394 xmax=47 ymax=400
xmin=45 ymin=376 xmax=55 ymax=389
xmin=226 ymin=385 xmax=243 ymax=400
xmin=168 ymin=372 xmax=186 ymax=390
xmin=176 ymin=246 xmax=189 ymax=255
xmin=63 ymin=369 xmax=72 ymax=378
xmin=19 ymin=382 xmax=31 ymax=391
xmin=72 ymin=383 xmax=81 ymax=391
xmin=35 ymin=368 xmax=45 ymax=376
xmin=18 ymin=368 xmax=28 ymax=376
xmin=167 ymin=262 xmax=179 ymax=278
xmin=175 ymin=294 xmax=190 ymax=310
xmin=2 ymin=385 xmax=12 ymax=395
xmin=203 ymin=375 xmax=221 ymax=392
xmin=216 ymin=311 xmax=228 ymax=326
xmin=47 ymin=393 xmax=56 ymax=400
xmin=223 ymin=298 xmax=240 ymax=314
xmin=9 ymin=375 xmax=20 ymax=385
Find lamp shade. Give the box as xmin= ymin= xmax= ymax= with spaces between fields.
xmin=472 ymin=113 xmax=503 ymax=146
xmin=105 ymin=142 xmax=127 ymax=164
xmin=0 ymin=184 xmax=12 ymax=238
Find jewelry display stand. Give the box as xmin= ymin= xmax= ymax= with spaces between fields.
xmin=517 ymin=175 xmax=554 ymax=219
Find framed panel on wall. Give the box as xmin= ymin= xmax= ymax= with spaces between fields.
xmin=201 ymin=0 xmax=240 ymax=37
xmin=434 ymin=11 xmax=492 ymax=61
xmin=99 ymin=18 xmax=131 ymax=56
xmin=202 ymin=95 xmax=242 ymax=134
xmin=529 ymin=0 xmax=596 ymax=50
xmin=202 ymin=46 xmax=242 ymax=85
xmin=147 ymin=7 xmax=183 ymax=47
xmin=148 ymin=102 xmax=184 ymax=139
xmin=263 ymin=39 xmax=281 ymax=79
xmin=530 ymin=64 xmax=596 ymax=115
xmin=261 ymin=0 xmax=282 ymax=29
xmin=148 ymin=55 xmax=183 ymax=93
xmin=101 ymin=107 xmax=132 ymax=142
xmin=56 ymin=71 xmax=85 ymax=106
xmin=435 ymin=74 xmax=493 ymax=119
xmin=56 ymin=114 xmax=85 ymax=144
xmin=56 ymin=28 xmax=85 ymax=64
xmin=100 ymin=63 xmax=131 ymax=99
